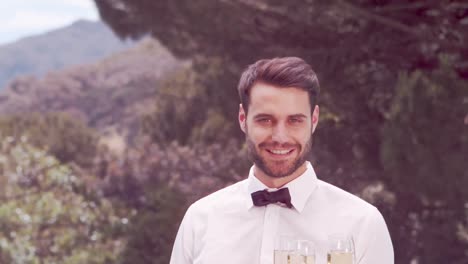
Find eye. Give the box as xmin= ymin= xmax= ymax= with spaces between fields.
xmin=289 ymin=117 xmax=303 ymax=124
xmin=257 ymin=118 xmax=272 ymax=124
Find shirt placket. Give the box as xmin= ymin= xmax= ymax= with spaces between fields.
xmin=260 ymin=204 xmax=280 ymax=264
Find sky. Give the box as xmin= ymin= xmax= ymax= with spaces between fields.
xmin=0 ymin=0 xmax=99 ymax=45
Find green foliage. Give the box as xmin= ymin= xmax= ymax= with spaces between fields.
xmin=380 ymin=57 xmax=468 ymax=262
xmin=381 ymin=58 xmax=468 ymax=201
xmin=118 ymin=184 xmax=188 ymax=264
xmin=142 ymin=58 xmax=237 ymax=145
xmin=0 ymin=137 xmax=125 ymax=263
xmin=142 ymin=65 xmax=201 ymax=145
xmin=91 ymin=134 xmax=251 ymax=264
xmin=97 ymin=138 xmax=249 ymax=202
xmin=0 ymin=112 xmax=98 ymax=167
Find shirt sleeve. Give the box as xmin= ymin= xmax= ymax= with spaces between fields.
xmin=170 ymin=206 xmax=195 ymax=264
xmin=356 ymin=207 xmax=394 ymax=264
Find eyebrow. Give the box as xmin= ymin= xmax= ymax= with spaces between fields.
xmin=252 ymin=113 xmax=308 ymax=119
xmin=253 ymin=114 xmax=273 ymax=119
xmin=288 ymin=114 xmax=308 ymax=119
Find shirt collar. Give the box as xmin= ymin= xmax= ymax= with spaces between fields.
xmin=245 ymin=161 xmax=318 ymax=213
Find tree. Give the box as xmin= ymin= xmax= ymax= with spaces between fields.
xmin=141 ymin=58 xmax=239 ymax=146
xmin=93 ymin=138 xmax=250 ymax=263
xmin=118 ymin=184 xmax=188 ymax=264
xmin=0 ymin=112 xmax=98 ymax=168
xmin=380 ymin=57 xmax=468 ymax=263
xmin=0 ymin=137 xmax=125 ymax=263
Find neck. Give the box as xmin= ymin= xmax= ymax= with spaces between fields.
xmin=254 ymin=162 xmax=308 ymax=188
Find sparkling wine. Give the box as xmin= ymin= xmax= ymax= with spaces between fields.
xmin=274 ymin=250 xmax=292 ymax=264
xmin=274 ymin=250 xmax=315 ymax=264
xmin=327 ymin=251 xmax=353 ymax=264
xmin=290 ymin=254 xmax=315 ymax=264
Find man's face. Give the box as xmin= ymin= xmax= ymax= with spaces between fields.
xmin=239 ymin=82 xmax=319 ymax=179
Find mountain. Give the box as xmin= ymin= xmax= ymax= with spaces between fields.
xmin=0 ymin=19 xmax=135 ymax=90
xmin=0 ymin=37 xmax=184 ymax=140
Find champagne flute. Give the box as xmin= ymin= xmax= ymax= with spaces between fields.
xmin=274 ymin=235 xmax=295 ymax=264
xmin=291 ymin=240 xmax=315 ymax=264
xmin=327 ymin=234 xmax=355 ymax=264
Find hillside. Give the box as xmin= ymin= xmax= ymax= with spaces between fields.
xmin=0 ymin=20 xmax=135 ymax=90
xmin=0 ymin=37 xmax=184 ymax=140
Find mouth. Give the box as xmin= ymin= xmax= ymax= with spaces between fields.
xmin=265 ymin=148 xmax=295 ymax=157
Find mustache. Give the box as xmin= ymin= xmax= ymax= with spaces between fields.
xmin=258 ymin=142 xmax=299 ymax=149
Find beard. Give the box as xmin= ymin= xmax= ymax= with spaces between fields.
xmin=246 ymin=133 xmax=313 ymax=179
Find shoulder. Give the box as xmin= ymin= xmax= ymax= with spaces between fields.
xmin=315 ymin=179 xmax=378 ymax=215
xmin=314 ymin=181 xmax=394 ymax=261
xmin=186 ymin=179 xmax=248 ymax=218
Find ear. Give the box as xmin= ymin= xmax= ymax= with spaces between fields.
xmin=239 ymin=104 xmax=246 ymax=133
xmin=312 ymin=105 xmax=319 ymax=133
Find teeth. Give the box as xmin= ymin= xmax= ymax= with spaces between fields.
xmin=270 ymin=149 xmax=291 ymax=155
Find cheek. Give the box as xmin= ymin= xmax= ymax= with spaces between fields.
xmin=299 ymin=129 xmax=312 ymax=139
xmin=302 ymin=129 xmax=313 ymax=139
xmin=290 ymin=127 xmax=313 ymax=144
xmin=246 ymin=125 xmax=270 ymax=143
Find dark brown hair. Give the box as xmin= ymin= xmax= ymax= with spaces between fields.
xmin=237 ymin=57 xmax=320 ymax=114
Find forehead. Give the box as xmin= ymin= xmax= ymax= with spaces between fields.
xmin=249 ymin=82 xmax=311 ymax=116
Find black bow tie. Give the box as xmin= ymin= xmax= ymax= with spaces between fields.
xmin=251 ymin=188 xmax=293 ymax=208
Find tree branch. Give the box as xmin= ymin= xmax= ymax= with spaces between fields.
xmin=374 ymin=2 xmax=428 ymax=12
xmin=336 ymin=0 xmax=421 ymax=36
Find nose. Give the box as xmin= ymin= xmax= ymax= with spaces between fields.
xmin=271 ymin=123 xmax=289 ymax=144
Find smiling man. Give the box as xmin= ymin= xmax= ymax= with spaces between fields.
xmin=170 ymin=57 xmax=394 ymax=264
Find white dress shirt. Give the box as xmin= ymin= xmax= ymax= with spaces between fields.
xmin=170 ymin=162 xmax=394 ymax=264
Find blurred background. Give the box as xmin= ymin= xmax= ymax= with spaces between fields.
xmin=0 ymin=0 xmax=467 ymax=263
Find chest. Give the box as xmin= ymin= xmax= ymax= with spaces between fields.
xmin=193 ymin=205 xmax=357 ymax=264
